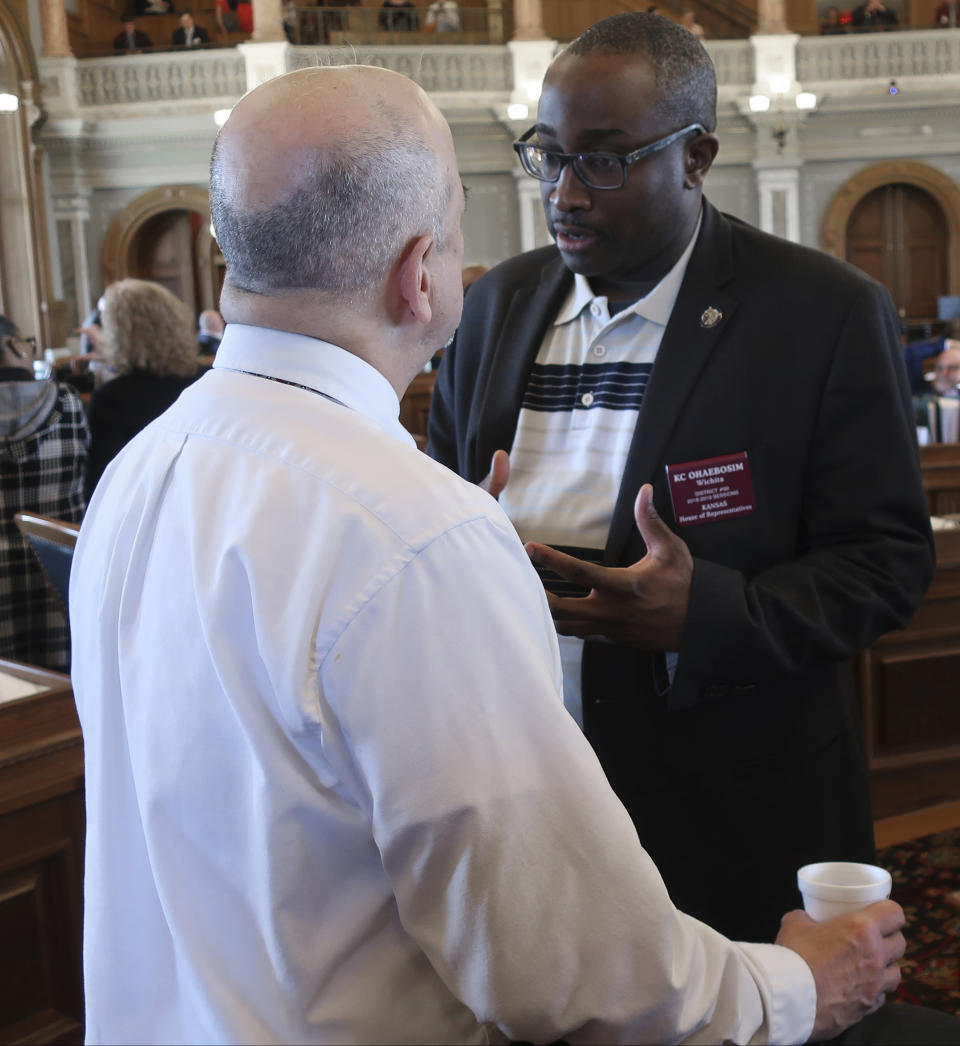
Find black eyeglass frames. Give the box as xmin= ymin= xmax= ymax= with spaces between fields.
xmin=512 ymin=122 xmax=707 ymax=191
xmin=5 ymin=334 xmax=37 ymax=358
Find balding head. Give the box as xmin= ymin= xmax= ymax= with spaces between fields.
xmin=198 ymin=309 xmax=224 ymax=335
xmin=210 ymin=66 xmax=454 ymax=299
xmin=933 ymin=342 xmax=960 ymax=394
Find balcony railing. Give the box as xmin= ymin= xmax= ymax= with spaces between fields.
xmin=74 ymin=49 xmax=247 ymax=107
xmin=40 ymin=26 xmax=960 ymax=114
xmin=286 ymin=43 xmax=513 ymax=92
xmin=797 ymin=28 xmax=960 ymax=83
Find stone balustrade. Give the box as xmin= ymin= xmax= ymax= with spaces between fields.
xmin=74 ymin=50 xmax=248 ymax=108
xmin=286 ymin=45 xmax=513 ymax=93
xmin=797 ymin=28 xmax=960 ymax=84
xmin=37 ymin=28 xmax=960 ymax=116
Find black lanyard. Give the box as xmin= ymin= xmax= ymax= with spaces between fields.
xmin=217 ymin=366 xmax=348 ymax=409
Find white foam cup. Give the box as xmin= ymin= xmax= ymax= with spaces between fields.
xmin=797 ymin=861 xmax=892 ymax=922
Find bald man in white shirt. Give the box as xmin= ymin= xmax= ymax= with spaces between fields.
xmin=71 ymin=65 xmax=910 ymax=1045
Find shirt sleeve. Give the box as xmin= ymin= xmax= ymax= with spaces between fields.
xmin=321 ymin=510 xmax=816 ymax=1044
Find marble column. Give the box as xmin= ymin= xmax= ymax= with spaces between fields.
xmin=39 ymin=0 xmax=72 ymax=58
xmin=756 ymin=0 xmax=788 ymax=34
xmin=512 ymin=0 xmax=545 ymax=41
xmin=507 ymin=38 xmax=556 ymax=112
xmin=514 ymin=172 xmax=548 ymax=253
xmin=53 ymin=191 xmax=92 ymax=337
xmin=486 ymin=0 xmax=505 ymax=44
xmin=250 ymin=0 xmax=285 ymax=43
xmin=237 ymin=41 xmax=289 ymax=90
xmin=754 ymin=164 xmax=802 ymax=242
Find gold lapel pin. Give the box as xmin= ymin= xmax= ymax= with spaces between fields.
xmin=700 ymin=306 xmax=723 ymax=328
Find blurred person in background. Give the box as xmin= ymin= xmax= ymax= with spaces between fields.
xmin=425 ymin=0 xmax=461 ymax=32
xmin=113 ymin=13 xmax=153 ymax=53
xmin=85 ymin=279 xmax=201 ymax=499
xmin=196 ymin=308 xmax=225 ymax=355
xmin=929 ymin=342 xmax=960 ymax=397
xmin=679 ymin=8 xmax=705 ymax=37
xmin=0 ymin=315 xmax=88 ymax=670
xmin=215 ymin=0 xmax=253 ymax=33
xmin=172 ymin=9 xmax=210 ymax=46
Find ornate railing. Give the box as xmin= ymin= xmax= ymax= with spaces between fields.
xmin=797 ymin=28 xmax=960 ymax=82
xmin=75 ymin=50 xmax=247 ymax=107
xmin=704 ymin=39 xmax=754 ymax=87
xmin=287 ymin=45 xmax=513 ymax=93
xmin=50 ymin=28 xmax=960 ymax=112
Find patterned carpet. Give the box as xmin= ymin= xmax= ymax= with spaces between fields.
xmin=876 ymin=827 xmax=960 ymax=1015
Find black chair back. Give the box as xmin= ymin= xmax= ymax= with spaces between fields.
xmin=14 ymin=512 xmax=80 ymax=611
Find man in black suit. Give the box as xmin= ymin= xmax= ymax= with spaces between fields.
xmin=113 ymin=14 xmax=153 ymax=53
xmin=852 ymin=0 xmax=899 ymax=28
xmin=428 ymin=12 xmax=934 ymax=945
xmin=172 ymin=10 xmax=210 ymax=47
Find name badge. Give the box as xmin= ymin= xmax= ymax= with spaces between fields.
xmin=666 ymin=451 xmax=755 ymax=527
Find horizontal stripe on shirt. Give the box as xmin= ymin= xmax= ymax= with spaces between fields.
xmin=522 ymin=362 xmax=653 ymax=413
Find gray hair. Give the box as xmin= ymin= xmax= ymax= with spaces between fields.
xmin=564 ymin=12 xmax=717 ymax=133
xmin=210 ymin=124 xmax=450 ymax=297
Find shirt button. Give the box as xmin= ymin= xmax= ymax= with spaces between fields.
xmin=592 ymin=344 xmax=606 ymax=358
xmin=590 ymin=303 xmax=602 ymax=317
xmin=581 ymin=391 xmax=595 ymax=407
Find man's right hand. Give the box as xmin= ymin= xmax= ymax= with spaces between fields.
xmin=479 ymin=449 xmax=510 ymax=500
xmin=775 ymin=901 xmax=906 ymax=1041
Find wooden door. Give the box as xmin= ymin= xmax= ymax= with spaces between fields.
xmin=130 ymin=209 xmax=212 ymax=318
xmin=846 ymin=183 xmax=949 ymax=321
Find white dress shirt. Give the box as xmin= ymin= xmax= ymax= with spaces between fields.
xmin=71 ymin=323 xmax=815 ymax=1045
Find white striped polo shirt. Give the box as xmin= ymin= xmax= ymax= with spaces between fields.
xmin=499 ymin=216 xmax=701 ymax=727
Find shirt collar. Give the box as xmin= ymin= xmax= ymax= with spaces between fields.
xmin=213 ymin=324 xmax=412 ymax=444
xmin=554 ymin=209 xmax=703 ymax=328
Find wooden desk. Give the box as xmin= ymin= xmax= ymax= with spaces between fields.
xmin=0 ymin=661 xmax=84 ymax=1044
xmin=858 ymin=523 xmax=960 ymax=819
xmin=920 ymin=442 xmax=960 ymax=516
xmin=399 ymin=370 xmax=436 ymax=451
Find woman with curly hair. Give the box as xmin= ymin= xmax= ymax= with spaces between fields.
xmin=85 ymin=279 xmax=202 ymax=498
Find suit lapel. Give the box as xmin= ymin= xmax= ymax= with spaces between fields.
xmin=606 ymin=202 xmax=740 ymax=563
xmin=473 ymin=253 xmax=571 ymax=477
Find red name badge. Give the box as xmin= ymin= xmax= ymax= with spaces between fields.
xmin=665 ymin=451 xmax=756 ymax=527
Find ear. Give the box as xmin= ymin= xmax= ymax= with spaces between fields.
xmin=683 ymin=133 xmax=719 ymax=189
xmin=397 ymin=233 xmax=435 ymax=326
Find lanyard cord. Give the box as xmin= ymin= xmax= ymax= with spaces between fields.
xmin=217 ymin=366 xmax=349 ymax=409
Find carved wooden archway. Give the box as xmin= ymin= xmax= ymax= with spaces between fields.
xmin=822 ymin=161 xmax=960 ymax=296
xmin=101 ymin=185 xmax=212 ymax=288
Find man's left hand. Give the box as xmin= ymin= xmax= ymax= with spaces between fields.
xmin=525 ymin=484 xmax=693 ymax=651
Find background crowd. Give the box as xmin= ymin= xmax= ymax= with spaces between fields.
xmin=0 ymin=280 xmax=220 ymax=672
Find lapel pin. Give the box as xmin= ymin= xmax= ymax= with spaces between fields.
xmin=700 ymin=306 xmax=723 ymax=328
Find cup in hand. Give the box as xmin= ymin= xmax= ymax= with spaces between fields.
xmin=797 ymin=861 xmax=892 ymax=922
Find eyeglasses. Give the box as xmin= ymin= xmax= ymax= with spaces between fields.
xmin=513 ymin=123 xmax=707 ymax=191
xmin=4 ymin=334 xmax=36 ymax=357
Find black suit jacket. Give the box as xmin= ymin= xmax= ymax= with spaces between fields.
xmin=172 ymin=25 xmax=210 ymax=46
xmin=113 ymin=29 xmax=153 ymax=52
xmin=428 ymin=200 xmax=934 ymax=941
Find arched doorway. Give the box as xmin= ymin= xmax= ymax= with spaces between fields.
xmin=822 ymin=161 xmax=960 ymax=325
xmin=102 ymin=186 xmax=225 ymax=321
xmin=129 ymin=209 xmax=221 ymax=317
xmin=846 ymin=184 xmax=948 ymax=321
